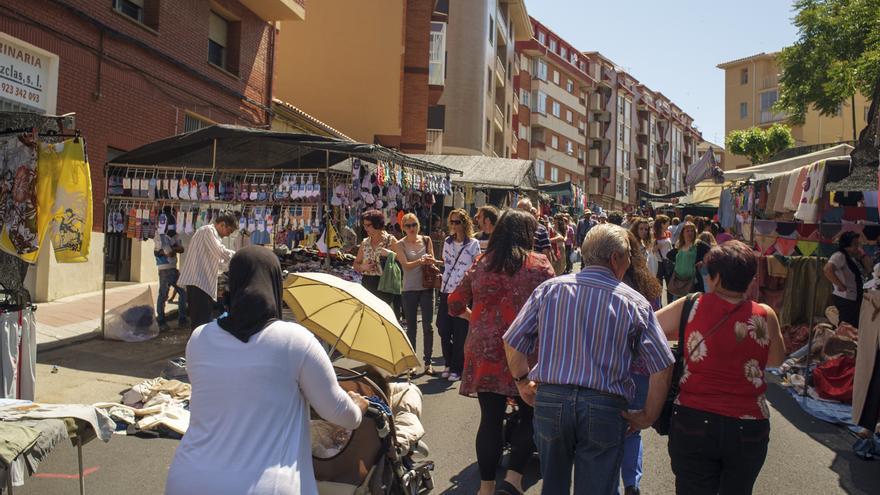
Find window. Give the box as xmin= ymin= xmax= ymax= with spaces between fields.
xmin=535 ymin=59 xmax=548 ymax=81
xmin=560 ymin=46 xmax=567 ymax=58
xmin=429 ymin=22 xmax=447 ymax=85
xmin=488 ymin=16 xmax=494 ymax=45
xmin=535 ymin=159 xmax=545 ymax=179
xmin=578 ymin=148 xmax=585 ymax=160
xmin=115 ymin=0 xmax=159 ymax=30
xmin=487 ymin=68 xmax=492 ymax=94
xmin=518 ymin=125 xmax=529 ymax=140
xmin=550 ymin=167 xmax=559 ymax=182
xmin=566 ymin=80 xmax=574 ymax=93
xmin=184 ymin=113 xmax=211 ymax=133
xmin=536 ymin=91 xmax=547 ymax=114
xmin=740 ymin=102 xmax=748 ymax=119
xmin=208 ymin=11 xmax=233 ymax=71
xmin=486 ymin=118 xmax=491 ymax=144
xmin=553 ymin=70 xmax=560 ymax=85
xmin=549 ymin=39 xmax=557 ymax=52
xmin=566 ymin=140 xmax=574 ymax=155
xmin=566 ymin=109 xmax=573 ymax=123
xmin=571 ymin=53 xmax=578 ymax=65
xmin=520 ymin=89 xmax=530 ymax=108
xmin=740 ymin=68 xmax=748 ymax=85
xmin=537 ymin=31 xmax=546 ymax=44
xmin=565 ymin=173 xmax=571 ymax=182
xmin=552 ymin=101 xmax=561 ymax=117
xmin=551 ymin=135 xmax=559 ymax=149
xmin=760 ymin=90 xmax=778 ymax=112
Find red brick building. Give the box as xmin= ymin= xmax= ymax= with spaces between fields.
xmin=0 ymin=0 xmax=304 ymax=300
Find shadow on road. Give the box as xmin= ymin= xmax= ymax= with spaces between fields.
xmin=439 ymin=455 xmax=542 ymax=494
xmin=765 ymin=383 xmax=880 ymax=495
xmin=418 ymin=376 xmax=458 ymax=395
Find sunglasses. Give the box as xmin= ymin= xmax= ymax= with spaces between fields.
xmin=404 ymin=223 xmax=418 ymax=228
xmin=449 ymin=219 xmax=462 ymax=225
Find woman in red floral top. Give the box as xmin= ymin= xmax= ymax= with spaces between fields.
xmin=655 ymin=241 xmax=785 ymax=495
xmin=448 ymin=209 xmax=554 ymax=495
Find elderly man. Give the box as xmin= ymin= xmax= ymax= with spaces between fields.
xmin=516 ymin=198 xmax=553 ymax=261
xmin=178 ymin=211 xmax=238 ymax=329
xmin=503 ymin=224 xmax=674 ymax=494
xmin=576 ymin=211 xmax=595 ymax=247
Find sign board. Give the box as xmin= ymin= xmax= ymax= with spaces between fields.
xmin=0 ymin=32 xmax=58 ymax=114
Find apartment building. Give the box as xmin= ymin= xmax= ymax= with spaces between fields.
xmin=439 ymin=0 xmax=531 ymax=157
xmin=275 ymin=0 xmax=445 ymax=154
xmin=578 ymin=53 xmax=701 ymax=210
xmin=718 ymin=52 xmax=870 ymax=169
xmin=515 ymin=18 xmax=593 ymax=189
xmin=0 ymin=0 xmax=299 ymax=301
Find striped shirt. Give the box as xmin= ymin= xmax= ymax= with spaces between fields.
xmin=534 ymin=224 xmax=551 ymax=253
xmin=503 ymin=266 xmax=674 ymax=402
xmin=178 ymin=224 xmax=235 ymax=301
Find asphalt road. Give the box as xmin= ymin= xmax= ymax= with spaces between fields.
xmin=20 ymin=332 xmax=880 ymax=494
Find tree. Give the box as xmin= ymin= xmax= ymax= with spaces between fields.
xmin=725 ymin=124 xmax=796 ymax=165
xmin=775 ymin=0 xmax=880 ymax=124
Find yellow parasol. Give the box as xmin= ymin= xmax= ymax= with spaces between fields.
xmin=282 ymin=272 xmax=419 ymax=375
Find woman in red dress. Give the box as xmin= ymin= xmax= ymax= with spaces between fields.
xmin=448 ymin=209 xmax=555 ymax=495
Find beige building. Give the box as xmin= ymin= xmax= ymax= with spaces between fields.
xmin=718 ymin=52 xmax=870 ymax=169
xmin=440 ymin=0 xmax=531 ymax=157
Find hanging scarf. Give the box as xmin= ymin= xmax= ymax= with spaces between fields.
xmin=218 ymin=246 xmax=283 ymax=343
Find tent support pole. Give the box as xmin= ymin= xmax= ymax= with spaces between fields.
xmin=748 ymin=182 xmax=757 ymax=243
xmin=325 ymin=150 xmax=331 ymax=268
xmin=100 ymin=163 xmax=109 ymax=339
xmin=801 ymin=219 xmax=822 ymax=399
xmin=211 ymin=138 xmax=217 ymax=170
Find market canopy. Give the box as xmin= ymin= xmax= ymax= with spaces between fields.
xmin=108 ymin=124 xmax=460 ymax=175
xmin=722 ymin=144 xmax=854 ymax=182
xmin=638 ymin=190 xmax=687 ymax=202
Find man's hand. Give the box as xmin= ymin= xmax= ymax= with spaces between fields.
xmin=462 ymin=308 xmax=472 ymax=321
xmin=621 ymin=409 xmax=655 ymax=435
xmin=516 ymin=380 xmax=537 ymax=406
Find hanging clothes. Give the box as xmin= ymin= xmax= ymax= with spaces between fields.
xmin=38 ymin=139 xmax=93 ymax=262
xmin=718 ymin=188 xmax=735 ymax=229
xmin=0 ymin=306 xmax=36 ymax=401
xmin=855 ymin=290 xmax=880 ymax=431
xmin=0 ymin=135 xmax=39 ymax=257
xmin=795 ymin=160 xmax=828 ymax=223
xmin=779 ymin=257 xmax=833 ymax=327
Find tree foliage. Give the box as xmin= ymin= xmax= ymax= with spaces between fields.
xmin=776 ymin=0 xmax=880 ymax=123
xmin=725 ymin=124 xmax=796 ymax=164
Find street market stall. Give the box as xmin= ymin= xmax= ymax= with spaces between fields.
xmin=103 ymin=125 xmax=459 ymax=336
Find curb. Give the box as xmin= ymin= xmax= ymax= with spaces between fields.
xmin=37 ymin=330 xmax=102 ymax=354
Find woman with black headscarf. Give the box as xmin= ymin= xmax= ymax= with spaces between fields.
xmin=824 ymin=231 xmax=867 ymax=326
xmin=166 ymin=247 xmax=367 ymax=495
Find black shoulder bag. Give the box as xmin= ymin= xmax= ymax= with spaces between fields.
xmin=652 ymin=292 xmax=699 ymax=436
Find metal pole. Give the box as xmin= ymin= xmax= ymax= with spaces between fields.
xmin=324 ymin=150 xmax=331 ymax=269
xmin=211 ymin=138 xmax=217 ymax=170
xmin=100 ymin=163 xmax=109 ymax=339
xmin=77 ymin=435 xmax=85 ymax=495
xmin=852 ymin=94 xmax=858 ymax=143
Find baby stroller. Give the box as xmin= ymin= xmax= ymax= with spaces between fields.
xmin=312 ymin=366 xmax=434 ymax=495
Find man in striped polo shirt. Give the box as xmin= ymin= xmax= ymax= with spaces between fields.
xmin=503 ymin=224 xmax=674 ymax=494
xmin=178 ymin=211 xmax=237 ymax=330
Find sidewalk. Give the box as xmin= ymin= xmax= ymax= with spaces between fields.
xmin=35 ymin=282 xmax=176 ymax=351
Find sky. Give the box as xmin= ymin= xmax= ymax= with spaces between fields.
xmin=525 ymin=0 xmax=800 ymax=146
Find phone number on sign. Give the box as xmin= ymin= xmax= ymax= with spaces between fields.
xmin=0 ymin=82 xmax=40 ymax=103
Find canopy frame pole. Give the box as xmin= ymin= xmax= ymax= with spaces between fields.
xmin=324 ymin=150 xmax=331 ymax=268
xmin=100 ymin=162 xmax=109 ymax=339
xmin=748 ymin=181 xmax=757 ymax=243
xmin=211 ymin=138 xmax=217 ymax=170
xmin=802 ymin=219 xmax=822 ymax=399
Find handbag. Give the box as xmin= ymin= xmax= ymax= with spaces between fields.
xmin=668 ymin=272 xmax=695 ymax=297
xmin=378 ymin=252 xmax=402 ymax=295
xmin=421 ymin=236 xmax=442 ymax=289
xmin=653 ymin=294 xmax=746 ymax=435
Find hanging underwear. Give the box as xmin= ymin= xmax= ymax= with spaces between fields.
xmin=843 ymin=207 xmax=867 ymax=222
xmin=775 ymin=222 xmax=798 ymax=238
xmin=774 ymin=238 xmax=798 ymax=256
xmin=755 ymin=220 xmax=778 ymax=236
xmin=819 ymin=224 xmax=842 ymax=242
xmin=822 ymin=207 xmax=844 ymax=223
xmin=796 ymin=240 xmax=819 ymax=257
xmin=862 ymin=225 xmax=880 ymax=242
xmin=796 ymin=224 xmax=819 ymax=240
xmin=755 ymin=234 xmax=777 ymax=255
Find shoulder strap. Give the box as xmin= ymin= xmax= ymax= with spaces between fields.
xmin=677 ymin=293 xmax=700 ymax=358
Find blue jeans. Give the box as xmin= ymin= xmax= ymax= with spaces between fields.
xmin=620 ymin=373 xmax=650 ymax=491
xmin=533 ymin=384 xmax=628 ymax=494
xmin=157 ymin=268 xmax=187 ymax=325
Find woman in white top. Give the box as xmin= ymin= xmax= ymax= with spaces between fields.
xmin=824 ymin=231 xmax=866 ymax=326
xmin=651 ymin=215 xmax=674 ymax=297
xmin=166 ymin=247 xmax=368 ymax=495
xmin=436 ymin=208 xmax=481 ymax=381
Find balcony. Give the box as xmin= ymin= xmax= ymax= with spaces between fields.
xmin=495 ymin=105 xmax=507 ymax=131
xmin=638 ymin=120 xmax=648 ymax=136
xmin=759 ymin=74 xmax=778 ymax=91
xmin=637 ymin=144 xmax=647 ymax=160
xmin=426 ymin=129 xmax=443 ymax=155
xmin=589 ymin=93 xmax=603 ymax=111
xmin=239 ymin=0 xmax=305 ymax=21
xmin=429 ymin=22 xmax=447 ymax=86
xmin=588 ymin=177 xmax=600 ymax=195
xmin=760 ymin=110 xmax=788 ymax=124
xmin=495 ymin=56 xmax=506 ymax=87
xmin=588 ymin=121 xmax=603 ymax=140
xmin=588 ymin=62 xmax=601 ymax=82
xmin=638 ymin=169 xmax=648 ymax=184
xmin=588 ymin=149 xmax=601 ymax=167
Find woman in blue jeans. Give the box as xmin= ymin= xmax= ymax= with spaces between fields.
xmin=619 ymin=232 xmax=664 ymax=495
